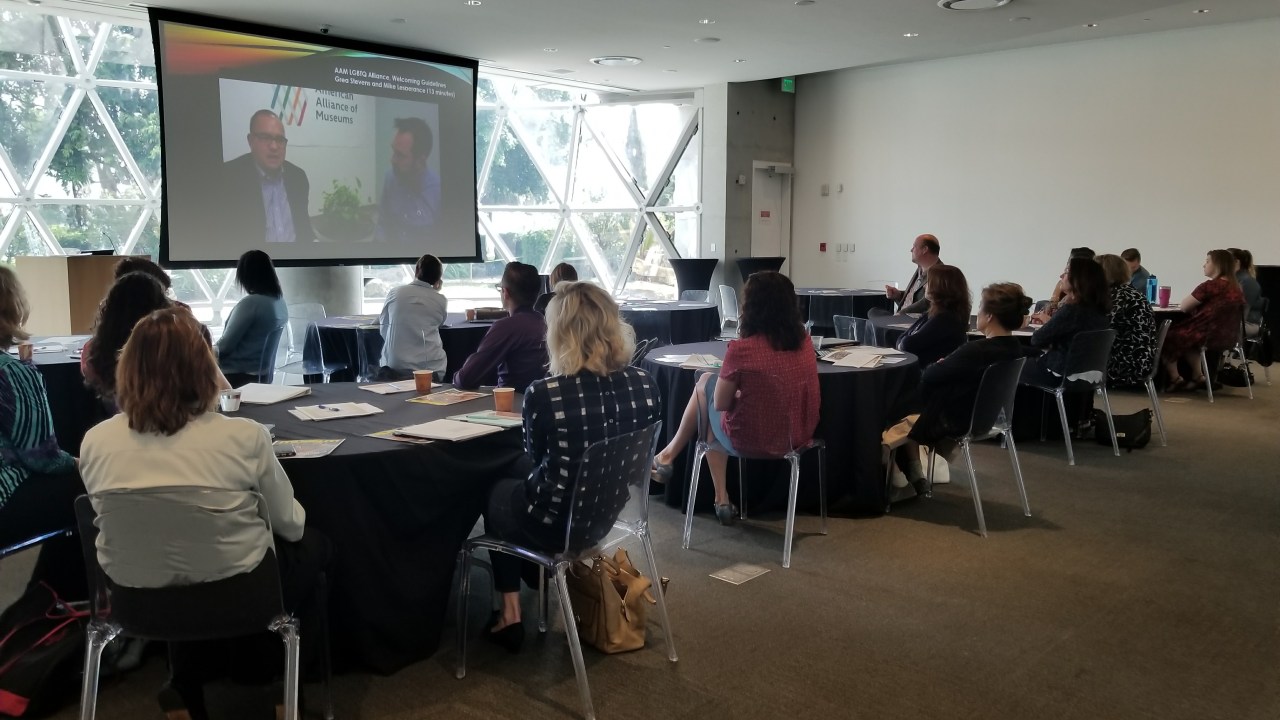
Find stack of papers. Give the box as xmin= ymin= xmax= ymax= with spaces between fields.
xmin=239 ymin=383 xmax=311 ymax=405
xmin=653 ymin=354 xmax=690 ymax=365
xmin=289 ymin=402 xmax=383 ymax=421
xmin=407 ymin=389 xmax=487 ymax=406
xmin=681 ymin=354 xmax=723 ymax=370
xmin=392 ymin=419 xmax=505 ymax=442
xmin=273 ymin=439 xmax=344 ymax=459
xmin=821 ymin=347 xmax=907 ymax=368
xmin=449 ymin=410 xmax=524 ymax=428
xmin=359 ymin=380 xmax=418 ymax=394
xmin=367 ymin=429 xmax=433 ymax=445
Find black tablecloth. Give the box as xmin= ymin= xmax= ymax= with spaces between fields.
xmin=235 ymin=383 xmax=527 ymax=674
xmin=641 ymin=341 xmax=920 ymax=515
xmin=795 ymin=289 xmax=895 ymax=336
xmin=303 ymin=313 xmax=491 ymax=383
xmin=620 ymin=301 xmax=720 ymax=347
xmin=29 ymin=338 xmax=107 ymax=456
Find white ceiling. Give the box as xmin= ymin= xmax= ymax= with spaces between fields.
xmin=30 ymin=0 xmax=1280 ymax=92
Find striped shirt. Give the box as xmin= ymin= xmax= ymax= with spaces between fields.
xmin=522 ymin=367 xmax=661 ymax=528
xmin=0 ymin=353 xmax=76 ymax=508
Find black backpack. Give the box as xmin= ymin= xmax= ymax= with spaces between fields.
xmin=0 ymin=583 xmax=86 ymax=718
xmin=1092 ymin=409 xmax=1153 ymax=451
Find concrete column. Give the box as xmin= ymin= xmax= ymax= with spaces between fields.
xmin=276 ymin=265 xmax=364 ymax=316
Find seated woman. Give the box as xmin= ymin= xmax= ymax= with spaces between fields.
xmin=1229 ymin=248 xmax=1264 ymax=336
xmin=217 ymin=250 xmax=288 ymax=387
xmin=1161 ymin=249 xmax=1246 ymax=392
xmin=82 ymin=272 xmax=172 ymax=399
xmin=1096 ymin=254 xmax=1156 ymax=387
xmin=483 ymin=281 xmax=661 ymax=651
xmin=888 ymin=283 xmax=1032 ymax=493
xmin=1034 ymin=247 xmax=1096 ymax=322
xmin=79 ymin=308 xmax=329 ymax=720
xmin=0 ymin=267 xmax=86 ymax=600
xmin=651 ymin=271 xmax=820 ymax=526
xmin=533 ymin=262 xmax=578 ymax=315
xmin=1021 ymin=257 xmax=1111 ymax=387
xmin=895 ymin=264 xmax=971 ymax=369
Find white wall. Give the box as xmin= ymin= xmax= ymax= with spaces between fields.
xmin=791 ymin=19 xmax=1280 ymax=302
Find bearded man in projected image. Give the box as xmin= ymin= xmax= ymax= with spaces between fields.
xmin=375 ymin=117 xmax=442 ymax=244
xmin=223 ymin=109 xmax=315 ymax=244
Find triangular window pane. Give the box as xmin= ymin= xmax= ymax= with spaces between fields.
xmin=130 ymin=208 xmax=159 ymax=257
xmin=3 ymin=213 xmax=55 ymax=261
xmin=95 ymin=87 xmax=161 ymax=188
xmin=481 ymin=210 xmax=560 ymax=267
xmin=544 ymin=228 xmax=598 ymax=285
xmin=0 ymin=12 xmax=77 ymax=76
xmin=573 ymin=211 xmax=639 ymax=282
xmin=477 ymin=77 xmax=499 ymax=105
xmin=37 ymin=203 xmax=143 ymax=253
xmin=0 ymin=80 xmax=76 ymax=188
xmin=476 ymin=108 xmax=498 ymax=179
xmin=509 ymin=108 xmax=572 ymax=201
xmin=655 ymin=126 xmax=700 ymax=208
xmin=653 ymin=210 xmax=699 ymax=260
xmin=0 ymin=204 xmax=13 ymax=247
xmin=587 ymin=105 xmax=695 ymax=197
xmin=479 ymin=121 xmax=554 ymax=207
xmin=619 ymin=224 xmax=676 ymax=301
xmin=96 ymin=24 xmax=156 ymax=83
xmin=570 ymin=134 xmax=637 ymax=210
xmin=0 ymin=169 xmax=17 ymax=197
xmin=66 ymin=19 xmax=101 ymax=71
xmin=34 ymin=99 xmax=144 ymax=200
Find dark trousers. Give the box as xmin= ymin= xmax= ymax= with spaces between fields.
xmin=168 ymin=529 xmax=332 ymax=700
xmin=0 ymin=469 xmax=87 ymax=600
xmin=484 ymin=479 xmax=561 ymax=594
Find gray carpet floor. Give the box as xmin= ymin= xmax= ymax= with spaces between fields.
xmin=4 ymin=381 xmax=1277 ymax=720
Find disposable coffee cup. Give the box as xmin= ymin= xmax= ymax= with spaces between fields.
xmin=465 ymin=308 xmax=477 ymax=321
xmin=413 ymin=369 xmax=433 ymax=394
xmin=810 ymin=335 xmax=825 ymax=350
xmin=493 ymin=387 xmax=515 ymax=413
xmin=1157 ymin=286 xmax=1172 ymax=308
xmin=219 ymin=389 xmax=242 ymax=412
xmin=16 ymin=343 xmax=33 ymax=361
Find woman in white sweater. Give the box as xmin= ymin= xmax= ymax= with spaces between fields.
xmin=80 ymin=307 xmax=328 ymax=720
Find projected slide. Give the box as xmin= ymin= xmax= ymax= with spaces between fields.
xmin=153 ymin=12 xmax=478 ymax=266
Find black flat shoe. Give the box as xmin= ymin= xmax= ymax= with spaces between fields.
xmin=714 ymin=503 xmax=738 ymax=526
xmin=485 ymin=614 xmax=525 ymax=654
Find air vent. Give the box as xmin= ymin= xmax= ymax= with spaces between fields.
xmin=939 ymin=0 xmax=1011 ymax=10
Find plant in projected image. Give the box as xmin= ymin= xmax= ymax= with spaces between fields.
xmin=317 ymin=177 xmax=375 ymax=242
xmin=321 ymin=177 xmax=367 ymax=222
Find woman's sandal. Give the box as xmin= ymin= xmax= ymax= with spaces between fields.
xmin=651 ymin=458 xmax=674 ymax=484
xmin=714 ymin=503 xmax=738 ymax=527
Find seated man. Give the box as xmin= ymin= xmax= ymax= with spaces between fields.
xmin=378 ymin=253 xmax=448 ymax=380
xmin=452 ymin=262 xmax=547 ymax=392
xmin=886 ymin=234 xmax=943 ymax=314
xmin=1122 ymin=247 xmax=1151 ymax=295
xmin=533 ymin=262 xmax=578 ymax=315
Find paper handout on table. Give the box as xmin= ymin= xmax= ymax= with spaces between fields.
xmin=290 ymin=402 xmax=383 ymax=421
xmin=822 ymin=348 xmax=887 ymax=368
xmin=366 ymin=429 xmax=433 ymax=445
xmin=391 ymin=419 xmax=505 ymax=442
xmin=406 ymin=389 xmax=487 ymax=406
xmin=273 ymin=439 xmax=344 ymax=459
xmin=680 ymin=354 xmax=722 ymax=370
xmin=239 ymin=383 xmax=312 ymax=405
xmin=449 ymin=410 xmax=524 ymax=428
xmin=359 ymin=380 xmax=418 ymax=394
xmin=654 ymin=354 xmax=690 ymax=365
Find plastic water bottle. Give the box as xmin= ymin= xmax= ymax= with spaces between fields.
xmin=1147 ymin=276 xmax=1158 ymax=303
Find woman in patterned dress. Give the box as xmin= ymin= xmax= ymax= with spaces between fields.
xmin=1161 ymin=249 xmax=1245 ymax=392
xmin=1096 ymin=254 xmax=1156 ymax=387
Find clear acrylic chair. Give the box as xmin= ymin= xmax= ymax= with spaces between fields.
xmin=254 ymin=321 xmax=288 ymax=384
xmin=921 ymin=357 xmax=1030 ymax=538
xmin=74 ymin=488 xmax=332 ymax=720
xmin=631 ymin=337 xmax=659 ymax=367
xmin=717 ymin=285 xmax=740 ymax=339
xmin=277 ymin=322 xmax=349 ymax=383
xmin=1022 ymin=329 xmax=1119 ymax=465
xmin=680 ymin=290 xmax=710 ymax=303
xmin=832 ymin=314 xmax=866 ymax=343
xmin=283 ymin=303 xmax=328 ymax=365
xmin=681 ymin=370 xmax=826 ymax=568
xmin=1201 ymin=308 xmax=1254 ymax=403
xmin=1243 ymin=297 xmax=1271 ymax=385
xmin=456 ymin=423 xmax=676 ymax=720
xmin=865 ymin=307 xmax=892 ymax=347
xmin=1143 ymin=319 xmax=1172 ymax=446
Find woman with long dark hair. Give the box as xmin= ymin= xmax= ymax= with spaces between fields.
xmin=895 ymin=264 xmax=971 ymax=368
xmin=1021 ymin=256 xmax=1111 ymax=387
xmin=82 ymin=272 xmax=171 ymax=399
xmin=651 ymin=271 xmax=820 ymax=525
xmin=1161 ymin=249 xmax=1246 ymax=392
xmin=217 ymin=250 xmax=288 ymax=386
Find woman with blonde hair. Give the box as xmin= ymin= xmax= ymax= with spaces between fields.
xmin=482 ymin=281 xmax=661 ymax=652
xmin=1096 ymin=254 xmax=1156 ymax=387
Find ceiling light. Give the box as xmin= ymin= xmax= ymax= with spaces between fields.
xmin=903 ymin=32 xmax=919 ymax=37
xmin=699 ymin=18 xmax=715 ymax=24
xmin=549 ymin=69 xmax=575 ymax=74
xmin=795 ymin=0 xmax=816 ymax=5
xmin=665 ymin=69 xmax=678 ymax=73
xmin=543 ymin=47 xmax=557 ymax=52
xmin=464 ymin=0 xmax=481 ymax=5
xmin=1194 ymin=8 xmax=1210 ymax=13
xmin=938 ymin=0 xmax=1011 ymax=10
xmin=734 ymin=58 xmax=747 ymax=63
xmin=662 ymin=45 xmax=672 ymax=49
xmin=694 ymin=37 xmax=721 ymax=43
xmin=1084 ymin=22 xmax=1098 ymax=27
xmin=1010 ymin=16 xmax=1031 ymax=22
xmin=589 ymin=56 xmax=643 ymax=66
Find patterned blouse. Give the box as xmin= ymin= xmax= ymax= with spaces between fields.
xmin=720 ymin=334 xmax=821 ymax=457
xmin=522 ymin=367 xmax=661 ymax=529
xmin=0 ymin=353 xmax=76 ymax=508
xmin=1107 ymin=283 xmax=1157 ymax=387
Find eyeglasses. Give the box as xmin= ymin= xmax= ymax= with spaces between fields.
xmin=250 ymin=132 xmax=289 ymax=146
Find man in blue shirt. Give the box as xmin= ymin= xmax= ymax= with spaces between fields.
xmin=378 ymin=254 xmax=448 ymax=379
xmin=1123 ymin=248 xmax=1151 ymax=295
xmin=375 ymin=117 xmax=442 ymax=244
xmin=452 ymin=262 xmax=547 ymax=391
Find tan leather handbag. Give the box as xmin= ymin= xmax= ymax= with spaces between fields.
xmin=565 ymin=548 xmax=656 ymax=654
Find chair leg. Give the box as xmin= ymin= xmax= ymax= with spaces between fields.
xmin=1004 ymin=432 xmax=1031 ymax=517
xmin=1054 ymin=391 xmax=1074 ymax=465
xmin=1145 ymin=379 xmax=1168 ymax=447
xmin=818 ymin=445 xmax=828 ymax=535
xmin=553 ymin=566 xmax=596 ymax=720
xmin=275 ymin=619 xmax=302 ymax=720
xmin=881 ymin=445 xmax=896 ymax=514
xmin=681 ymin=444 xmax=708 ymax=550
xmin=925 ymin=447 xmax=937 ymax=497
xmin=455 ymin=548 xmax=472 ymax=679
xmin=1242 ymin=355 xmax=1255 ymax=400
xmin=781 ymin=455 xmax=801 ymax=569
xmin=1098 ymin=388 xmax=1120 ymax=457
xmin=962 ymin=442 xmax=987 ymax=538
xmin=316 ymin=573 xmax=335 ymax=720
xmin=77 ymin=622 xmax=119 ymax=720
xmin=737 ymin=457 xmax=748 ymax=521
xmin=1201 ymin=350 xmax=1214 ymax=403
xmin=638 ymin=530 xmax=678 ymax=662
xmin=537 ymin=567 xmax=548 ymax=633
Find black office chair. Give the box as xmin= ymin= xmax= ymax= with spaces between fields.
xmin=74 ymin=489 xmax=333 ymax=720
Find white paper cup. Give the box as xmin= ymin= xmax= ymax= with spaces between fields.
xmin=219 ymin=390 xmax=242 ymax=412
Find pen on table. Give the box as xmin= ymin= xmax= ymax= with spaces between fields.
xmin=317 ymin=405 xmax=342 ymax=412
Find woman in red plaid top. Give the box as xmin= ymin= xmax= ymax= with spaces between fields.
xmin=652 ymin=271 xmax=820 ymax=525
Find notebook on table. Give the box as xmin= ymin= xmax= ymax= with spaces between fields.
xmin=392 ymin=419 xmax=506 ymax=442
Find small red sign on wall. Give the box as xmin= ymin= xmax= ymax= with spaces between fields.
xmin=760 ymin=210 xmax=771 ymax=218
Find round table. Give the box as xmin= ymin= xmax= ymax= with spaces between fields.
xmin=640 ymin=341 xmax=920 ymax=515
xmin=235 ymin=382 xmax=526 ymax=673
xmin=795 ymin=288 xmax=895 ymax=336
xmin=619 ymin=301 xmax=720 ymax=347
xmin=303 ymin=313 xmax=491 ymax=383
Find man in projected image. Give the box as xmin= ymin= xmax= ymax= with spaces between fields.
xmin=375 ymin=116 xmax=442 ymax=243
xmin=224 ymin=109 xmax=315 ymax=243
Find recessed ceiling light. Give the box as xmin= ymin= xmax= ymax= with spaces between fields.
xmin=699 ymin=18 xmax=715 ymax=24
xmin=464 ymin=0 xmax=481 ymax=5
xmin=665 ymin=69 xmax=678 ymax=73
xmin=549 ymin=68 xmax=575 ymax=74
xmin=589 ymin=56 xmax=643 ymax=66
xmin=662 ymin=45 xmax=672 ymax=49
xmin=795 ymin=0 xmax=816 ymax=5
xmin=1194 ymin=8 xmax=1210 ymax=13
xmin=733 ymin=58 xmax=747 ymax=63
xmin=1084 ymin=22 xmax=1098 ymax=27
xmin=903 ymin=32 xmax=919 ymax=37
xmin=390 ymin=17 xmax=406 ymax=23
xmin=543 ymin=48 xmax=557 ymax=52
xmin=1010 ymin=16 xmax=1031 ymax=22
xmin=938 ymin=0 xmax=1010 ymax=10
xmin=694 ymin=37 xmax=721 ymax=43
